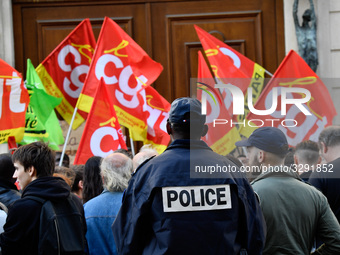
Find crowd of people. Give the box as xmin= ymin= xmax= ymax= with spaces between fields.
xmin=0 ymin=97 xmax=338 ymax=254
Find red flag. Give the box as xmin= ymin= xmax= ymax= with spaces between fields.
xmin=0 ymin=58 xmax=29 ymax=143
xmin=143 ymin=86 xmax=170 ymax=153
xmin=196 ymin=51 xmax=240 ymax=155
xmin=194 ymin=25 xmax=265 ymax=125
xmin=194 ymin=25 xmax=265 ymax=79
xmin=7 ymin=136 xmax=17 ymax=151
xmin=240 ymin=50 xmax=336 ymax=146
xmin=36 ymin=19 xmax=96 ymax=129
xmin=77 ymin=17 xmax=163 ymax=141
xmin=74 ymin=78 xmax=127 ymax=165
xmin=195 ymin=25 xmax=248 ymax=86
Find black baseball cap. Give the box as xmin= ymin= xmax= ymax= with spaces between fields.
xmin=169 ymin=97 xmax=206 ymax=124
xmin=235 ymin=127 xmax=289 ymax=155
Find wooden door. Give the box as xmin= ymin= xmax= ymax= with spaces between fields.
xmin=12 ymin=0 xmax=284 ymax=156
xmin=13 ymin=0 xmax=284 ymax=103
xmin=150 ymin=0 xmax=284 ymax=100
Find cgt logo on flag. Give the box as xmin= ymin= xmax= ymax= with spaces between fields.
xmin=0 ymin=58 xmax=30 ymax=144
xmin=74 ymin=78 xmax=127 ymax=165
xmin=201 ymin=78 xmax=313 ymax=129
xmin=36 ymin=18 xmax=96 ymax=129
xmin=77 ymin=17 xmax=164 ymax=145
xmin=196 ymin=48 xmax=336 ymax=147
xmin=90 ymin=116 xmax=125 ymax=156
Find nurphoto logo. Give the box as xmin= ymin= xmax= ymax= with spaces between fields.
xmin=198 ymin=78 xmax=314 ymax=128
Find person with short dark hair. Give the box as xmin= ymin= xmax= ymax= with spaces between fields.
xmin=0 ymin=142 xmax=87 ymax=254
xmin=236 ymin=127 xmax=340 ymax=254
xmin=112 ymin=97 xmax=266 ymax=254
xmin=0 ymin=153 xmax=20 ymax=208
xmin=309 ymin=125 xmax=340 ymax=224
xmin=55 ymin=151 xmax=70 ymax=168
xmin=294 ymin=140 xmax=321 ymax=181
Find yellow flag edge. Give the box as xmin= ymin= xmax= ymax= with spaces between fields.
xmin=0 ymin=127 xmax=25 ymax=144
xmin=210 ymin=126 xmax=240 ymax=155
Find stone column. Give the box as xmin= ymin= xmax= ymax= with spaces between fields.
xmin=0 ymin=0 xmax=15 ymax=67
xmin=0 ymin=0 xmax=14 ymax=153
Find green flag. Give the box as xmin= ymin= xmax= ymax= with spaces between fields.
xmin=20 ymin=59 xmax=64 ymax=150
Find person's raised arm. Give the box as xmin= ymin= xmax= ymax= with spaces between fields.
xmin=309 ymin=0 xmax=317 ymax=28
xmin=293 ymin=0 xmax=300 ymax=28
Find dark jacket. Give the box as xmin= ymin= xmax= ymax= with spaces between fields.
xmin=252 ymin=168 xmax=340 ymax=255
xmin=0 ymin=176 xmax=86 ymax=255
xmin=112 ymin=139 xmax=266 ymax=255
xmin=0 ymin=178 xmax=21 ymax=209
xmin=309 ymin=157 xmax=340 ymax=223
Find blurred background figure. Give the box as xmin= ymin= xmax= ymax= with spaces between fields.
xmin=294 ymin=140 xmax=321 ymax=182
xmin=71 ymin=164 xmax=85 ymax=201
xmin=113 ymin=149 xmax=132 ymax=159
xmin=83 ymin=156 xmax=103 ymax=204
xmin=84 ymin=153 xmax=132 ymax=255
xmin=228 ymin=153 xmax=259 ymax=182
xmin=284 ymin=147 xmax=296 ymax=167
xmin=0 ymin=153 xmax=21 ymax=209
xmin=236 ymin=154 xmax=249 ymax=166
xmin=225 ymin=154 xmax=243 ymax=168
xmin=132 ymin=144 xmax=159 ymax=171
xmin=54 ymin=166 xmax=76 ymax=188
xmin=55 ymin=151 xmax=70 ymax=168
xmin=309 ymin=126 xmax=340 ymax=224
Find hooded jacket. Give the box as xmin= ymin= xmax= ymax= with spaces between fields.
xmin=112 ymin=139 xmax=266 ymax=255
xmin=0 ymin=178 xmax=21 ymax=209
xmin=0 ymin=176 xmax=86 ymax=255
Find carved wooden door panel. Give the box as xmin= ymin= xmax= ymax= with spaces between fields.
xmin=12 ymin=2 xmax=148 ymax=73
xmin=13 ymin=0 xmax=284 ymax=103
xmin=12 ymin=0 xmax=284 ymax=155
xmin=150 ymin=0 xmax=284 ymax=100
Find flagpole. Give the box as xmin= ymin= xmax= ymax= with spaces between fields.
xmin=129 ymin=129 xmax=135 ymax=157
xmin=265 ymin=69 xmax=273 ymax=77
xmin=59 ymin=107 xmax=78 ymax=166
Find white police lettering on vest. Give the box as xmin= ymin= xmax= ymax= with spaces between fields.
xmin=162 ymin=185 xmax=232 ymax=212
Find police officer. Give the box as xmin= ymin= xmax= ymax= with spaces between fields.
xmin=112 ymin=97 xmax=266 ymax=254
